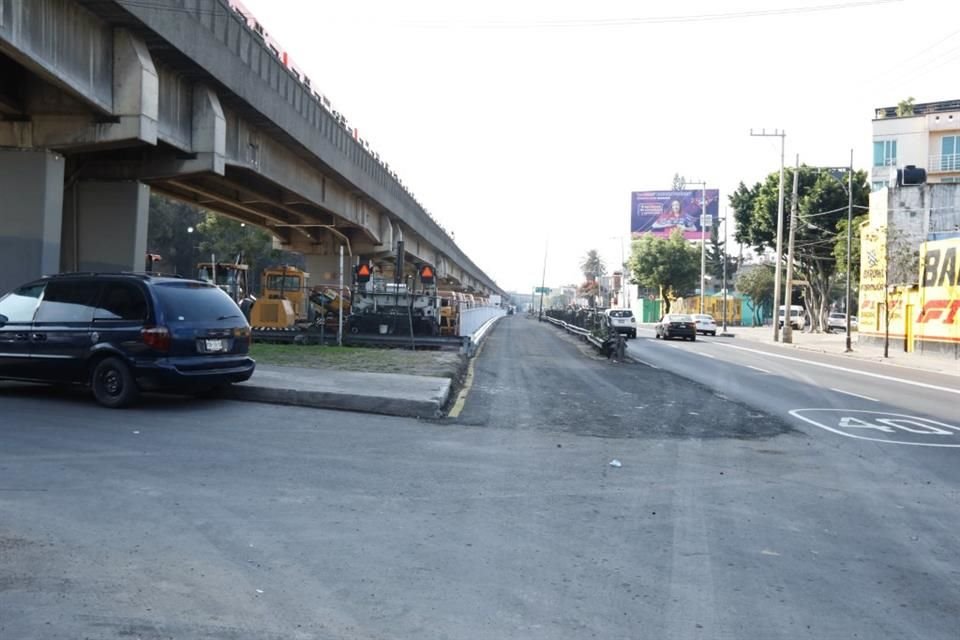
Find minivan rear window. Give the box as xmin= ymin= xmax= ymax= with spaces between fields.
xmin=154 ymin=282 xmax=243 ymax=323
xmin=608 ymin=310 xmax=633 ymax=318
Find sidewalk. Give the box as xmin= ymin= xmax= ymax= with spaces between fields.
xmin=727 ymin=325 xmax=960 ymax=376
xmin=224 ymin=365 xmax=452 ymax=418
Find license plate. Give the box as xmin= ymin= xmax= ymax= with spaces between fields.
xmin=204 ymin=339 xmax=225 ymax=353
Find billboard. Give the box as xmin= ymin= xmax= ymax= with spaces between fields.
xmin=630 ymin=190 xmax=720 ymax=240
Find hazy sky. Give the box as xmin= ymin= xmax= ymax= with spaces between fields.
xmin=241 ymin=0 xmax=959 ymax=292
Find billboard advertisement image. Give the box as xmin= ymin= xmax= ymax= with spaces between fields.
xmin=630 ymin=190 xmax=720 ymax=240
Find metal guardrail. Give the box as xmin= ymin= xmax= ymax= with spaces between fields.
xmin=543 ymin=315 xmax=623 ymax=357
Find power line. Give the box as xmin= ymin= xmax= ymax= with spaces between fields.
xmin=404 ymin=1 xmax=900 ymax=29
xmin=118 ymin=0 xmax=902 ymax=27
xmin=863 ymin=26 xmax=960 ymax=83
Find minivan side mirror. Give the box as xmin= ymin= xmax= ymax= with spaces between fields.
xmin=0 ymin=314 xmax=7 ymax=327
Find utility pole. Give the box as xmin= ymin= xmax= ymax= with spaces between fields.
xmin=750 ymin=128 xmax=786 ymax=341
xmin=845 ymin=148 xmax=854 ymax=352
xmin=537 ymin=240 xmax=548 ymax=321
xmin=338 ymin=244 xmax=344 ymax=346
xmin=700 ymin=182 xmax=707 ymax=314
xmin=783 ymin=154 xmax=799 ymax=344
xmin=721 ymin=209 xmax=728 ymax=334
xmin=684 ymin=180 xmax=709 ymax=314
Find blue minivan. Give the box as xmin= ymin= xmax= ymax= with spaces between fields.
xmin=0 ymin=273 xmax=255 ymax=407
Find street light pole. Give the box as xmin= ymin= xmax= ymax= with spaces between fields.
xmin=750 ymin=128 xmax=786 ymax=341
xmin=845 ymin=148 xmax=854 ymax=352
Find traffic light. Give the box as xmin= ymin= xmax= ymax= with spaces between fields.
xmin=356 ymin=263 xmax=372 ymax=284
xmin=419 ymin=264 xmax=436 ymax=285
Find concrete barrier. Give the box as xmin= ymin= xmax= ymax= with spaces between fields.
xmin=459 ymin=306 xmax=506 ymax=338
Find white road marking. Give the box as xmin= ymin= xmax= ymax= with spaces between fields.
xmin=715 ymin=342 xmax=960 ymax=396
xmin=694 ymin=351 xmax=716 ymax=359
xmin=746 ymin=365 xmax=771 ymax=374
xmin=829 ymin=388 xmax=878 ymax=402
xmin=789 ymin=409 xmax=960 ymax=447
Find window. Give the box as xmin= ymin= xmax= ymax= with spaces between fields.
xmin=941 ymin=136 xmax=958 ymax=171
xmin=0 ymin=284 xmax=45 ymax=323
xmin=34 ymin=281 xmax=99 ymax=323
xmin=265 ymin=275 xmax=302 ymax=291
xmin=873 ymin=140 xmax=897 ymax=167
xmin=154 ymin=282 xmax=242 ymax=323
xmin=94 ymin=283 xmax=148 ymax=322
xmin=871 ymin=180 xmax=888 ymax=192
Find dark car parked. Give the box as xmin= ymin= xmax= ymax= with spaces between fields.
xmin=0 ymin=273 xmax=255 ymax=407
xmin=655 ymin=313 xmax=697 ymax=341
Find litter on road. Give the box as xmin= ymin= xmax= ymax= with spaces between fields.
xmin=609 ymin=459 xmax=622 ymax=468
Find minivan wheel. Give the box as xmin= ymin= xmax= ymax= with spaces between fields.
xmin=91 ymin=357 xmax=139 ymax=408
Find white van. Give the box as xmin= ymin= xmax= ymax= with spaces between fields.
xmin=778 ymin=305 xmax=806 ymax=330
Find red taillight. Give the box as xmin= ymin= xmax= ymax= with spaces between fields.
xmin=233 ymin=327 xmax=252 ymax=347
xmin=141 ymin=326 xmax=171 ymax=352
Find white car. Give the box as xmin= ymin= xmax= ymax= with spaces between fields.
xmin=827 ymin=313 xmax=858 ymax=332
xmin=778 ymin=305 xmax=806 ymax=330
xmin=604 ymin=308 xmax=637 ymax=339
xmin=693 ymin=314 xmax=718 ymax=336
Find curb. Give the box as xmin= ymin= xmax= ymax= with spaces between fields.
xmin=224 ymin=381 xmax=450 ymax=419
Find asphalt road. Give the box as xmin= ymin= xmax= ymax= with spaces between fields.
xmin=1 ymin=315 xmax=959 ymax=639
xmin=626 ymin=326 xmax=960 ymax=441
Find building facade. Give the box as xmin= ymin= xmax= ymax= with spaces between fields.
xmin=871 ymin=99 xmax=960 ymax=192
xmin=858 ymin=183 xmax=960 ymax=358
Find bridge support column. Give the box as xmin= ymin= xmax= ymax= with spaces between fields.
xmin=0 ymin=149 xmax=65 ymax=293
xmin=61 ymin=181 xmax=150 ymax=273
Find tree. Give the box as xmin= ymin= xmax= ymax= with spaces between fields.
xmin=147 ymin=194 xmax=300 ymax=294
xmin=735 ymin=264 xmax=776 ymax=325
xmin=578 ymin=280 xmax=600 ymax=308
xmin=672 ymin=173 xmax=687 ymax=191
xmin=705 ymin=223 xmax=738 ymax=282
xmin=833 ymin=212 xmax=869 ymax=311
xmin=146 ymin=194 xmax=206 ymax=278
xmin=896 ymin=96 xmax=915 ymax=117
xmin=579 ymin=249 xmax=607 ymax=282
xmin=628 ymin=229 xmax=699 ymax=314
xmin=728 ymin=166 xmax=870 ymax=332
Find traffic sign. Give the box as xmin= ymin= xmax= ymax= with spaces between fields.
xmin=535 ymin=287 xmax=552 ymax=294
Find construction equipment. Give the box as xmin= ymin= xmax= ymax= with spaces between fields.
xmin=308 ymin=286 xmax=352 ymax=330
xmin=248 ymin=265 xmax=309 ymax=329
xmin=437 ymin=290 xmax=460 ymax=336
xmin=196 ymin=260 xmax=250 ymax=303
xmin=345 ymin=240 xmax=442 ymax=337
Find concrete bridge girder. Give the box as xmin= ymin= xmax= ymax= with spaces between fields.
xmin=0 ymin=28 xmax=157 ymax=150
xmin=0 ymin=0 xmax=501 ymax=296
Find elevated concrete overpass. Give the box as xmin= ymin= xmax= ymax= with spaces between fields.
xmin=0 ymin=0 xmax=501 ymax=296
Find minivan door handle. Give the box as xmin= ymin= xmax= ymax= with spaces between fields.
xmin=31 ymin=333 xmax=47 ymax=342
xmin=14 ymin=333 xmax=29 ymax=341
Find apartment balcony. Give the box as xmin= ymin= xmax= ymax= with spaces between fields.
xmin=928 ymin=154 xmax=960 ymax=173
